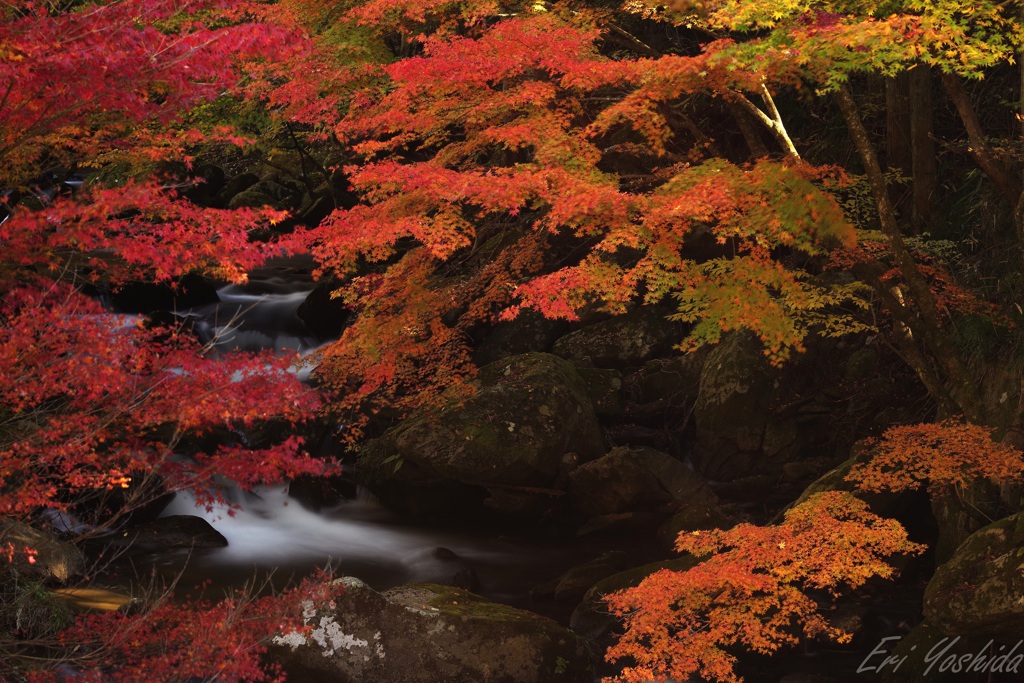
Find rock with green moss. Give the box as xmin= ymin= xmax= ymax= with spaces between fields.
xmin=575 ymin=366 xmax=623 ymax=419
xmin=270 ymin=577 xmax=594 ymax=683
xmin=226 ymin=179 xmax=297 ymax=211
xmin=567 ymin=446 xmax=716 ymax=518
xmin=656 ymin=503 xmax=731 ymax=550
xmin=626 ymin=352 xmax=706 ymax=404
xmin=923 ymin=512 xmax=1024 ymax=639
xmin=473 ymin=310 xmax=568 ymax=367
xmin=877 ymin=620 xmax=1024 ymax=683
xmin=360 ymin=353 xmax=604 ymax=518
xmin=693 ymin=332 xmax=799 ymax=480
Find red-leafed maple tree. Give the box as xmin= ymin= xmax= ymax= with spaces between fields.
xmin=0 ymin=0 xmax=329 ymax=526
xmin=5 ymin=0 xmax=1024 ymax=679
xmin=0 ymin=0 xmax=334 ymax=679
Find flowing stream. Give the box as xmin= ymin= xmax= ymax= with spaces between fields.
xmin=157 ymin=483 xmax=600 ymax=612
xmin=130 ymin=269 xmax=624 ymax=616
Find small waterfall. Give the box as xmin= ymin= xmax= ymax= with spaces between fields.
xmin=186 ymin=287 xmax=319 ymax=355
xmin=159 ymin=484 xmax=520 ymax=591
xmin=142 ymin=271 xmax=602 ymax=605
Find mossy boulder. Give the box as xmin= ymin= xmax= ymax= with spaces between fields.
xmin=656 ymin=503 xmax=732 ymax=551
xmin=575 ymin=366 xmax=623 ymax=419
xmin=473 ymin=309 xmax=568 ymax=366
xmin=216 ymin=172 xmax=259 ymax=206
xmin=360 ymin=353 xmax=604 ymax=518
xmin=552 ymin=307 xmax=679 ymax=368
xmin=531 ymin=551 xmax=632 ymax=604
xmin=693 ymin=332 xmax=798 ymax=480
xmin=923 ymin=512 xmax=1024 ymax=639
xmin=879 ymin=620 xmax=1024 ymax=683
xmin=622 ymin=350 xmax=707 ymax=424
xmin=567 ymin=446 xmax=716 ymax=518
xmin=270 ymin=578 xmax=594 ymax=683
xmin=226 ymin=179 xmax=297 ymax=211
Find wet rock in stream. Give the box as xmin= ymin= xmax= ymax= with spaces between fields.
xmin=104 ymin=515 xmax=227 ymax=552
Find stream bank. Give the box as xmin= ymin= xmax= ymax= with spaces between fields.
xmin=52 ymin=258 xmax=1018 ymax=683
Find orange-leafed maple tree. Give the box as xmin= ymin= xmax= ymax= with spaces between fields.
xmin=848 ymin=421 xmax=1024 ymax=494
xmin=604 ymin=492 xmax=925 ymax=683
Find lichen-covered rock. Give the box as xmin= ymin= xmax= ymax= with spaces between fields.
xmin=923 ymin=512 xmax=1024 ymax=639
xmin=567 ymin=446 xmax=716 ymax=518
xmin=552 ymin=307 xmax=679 ymax=368
xmin=575 ymin=366 xmax=623 ymax=419
xmin=270 ymin=578 xmax=594 ymax=683
xmin=360 ymin=353 xmax=604 ymax=517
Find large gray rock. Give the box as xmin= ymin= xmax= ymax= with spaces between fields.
xmin=270 ymin=578 xmax=594 ymax=683
xmin=693 ymin=332 xmax=798 ymax=480
xmin=568 ymin=446 xmax=716 ymax=517
xmin=552 ymin=307 xmax=679 ymax=368
xmin=360 ymin=353 xmax=604 ymax=517
xmin=923 ymin=512 xmax=1024 ymax=639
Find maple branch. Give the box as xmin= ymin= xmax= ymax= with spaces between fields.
xmin=728 ymin=100 xmax=768 ymax=159
xmin=603 ymin=22 xmax=660 ymax=58
xmin=940 ymin=73 xmax=1022 ymax=206
xmin=285 ymin=122 xmax=336 ymax=206
xmin=0 ymin=80 xmax=13 ymax=119
xmin=670 ymin=102 xmax=722 ymax=157
xmin=730 ymin=86 xmax=800 ymax=159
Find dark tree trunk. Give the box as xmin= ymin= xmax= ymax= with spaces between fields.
xmin=941 ymin=73 xmax=1022 ymax=205
xmin=909 ymin=65 xmax=936 ymax=231
xmin=729 ymin=101 xmax=769 ymax=159
xmin=886 ymin=72 xmax=913 ymax=176
xmin=836 ymin=84 xmax=981 ymax=422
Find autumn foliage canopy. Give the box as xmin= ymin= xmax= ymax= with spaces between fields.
xmin=4 ymin=0 xmax=1024 ymax=679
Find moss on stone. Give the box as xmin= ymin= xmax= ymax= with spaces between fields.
xmin=923 ymin=512 xmax=1024 ymax=639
